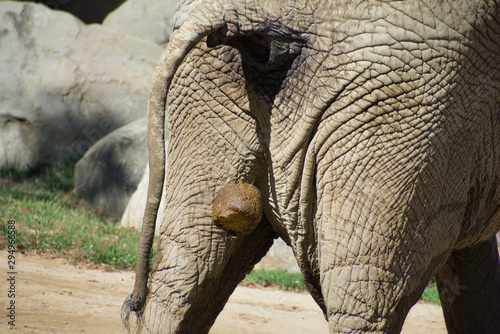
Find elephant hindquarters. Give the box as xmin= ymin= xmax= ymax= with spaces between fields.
xmin=435 ymin=236 xmax=500 ymax=334
xmin=317 ymin=218 xmax=449 ymax=333
xmin=313 ymin=126 xmax=466 ymax=332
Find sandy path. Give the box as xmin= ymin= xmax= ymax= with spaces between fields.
xmin=0 ymin=252 xmax=446 ymax=333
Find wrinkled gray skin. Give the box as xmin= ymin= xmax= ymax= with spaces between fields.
xmin=123 ymin=0 xmax=500 ymax=333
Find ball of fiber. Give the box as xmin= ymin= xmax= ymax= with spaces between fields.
xmin=212 ymin=183 xmax=263 ymax=235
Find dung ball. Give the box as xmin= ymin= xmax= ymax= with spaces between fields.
xmin=212 ymin=183 xmax=263 ymax=235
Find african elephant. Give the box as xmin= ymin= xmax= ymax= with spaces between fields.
xmin=122 ymin=0 xmax=500 ymax=333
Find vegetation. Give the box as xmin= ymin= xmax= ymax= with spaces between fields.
xmin=241 ymin=269 xmax=307 ymax=291
xmin=0 ymin=162 xmax=440 ymax=304
xmin=420 ymin=281 xmax=441 ymax=305
xmin=242 ymin=268 xmax=442 ymax=306
xmin=0 ymin=161 xmax=154 ymax=270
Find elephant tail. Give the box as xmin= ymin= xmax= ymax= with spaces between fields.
xmin=121 ymin=3 xmax=226 ymax=333
xmin=121 ymin=294 xmax=143 ymax=333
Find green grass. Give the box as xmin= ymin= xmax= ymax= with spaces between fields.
xmin=420 ymin=281 xmax=441 ymax=305
xmin=0 ymin=161 xmax=155 ymax=270
xmin=0 ymin=162 xmax=441 ymax=304
xmin=241 ymin=269 xmax=308 ymax=291
xmin=241 ymin=269 xmax=442 ymax=306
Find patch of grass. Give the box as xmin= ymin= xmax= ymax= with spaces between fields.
xmin=421 ymin=281 xmax=441 ymax=305
xmin=241 ymin=269 xmax=308 ymax=292
xmin=0 ymin=162 xmax=154 ymax=270
xmin=242 ymin=270 xmax=441 ymax=306
xmin=1 ymin=161 xmax=75 ymax=191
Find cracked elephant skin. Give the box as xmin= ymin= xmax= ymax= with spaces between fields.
xmin=122 ymin=0 xmax=500 ymax=333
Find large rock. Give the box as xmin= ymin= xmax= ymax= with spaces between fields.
xmin=74 ymin=118 xmax=148 ymax=219
xmin=0 ymin=0 xmax=126 ymax=23
xmin=121 ymin=165 xmax=167 ymax=234
xmin=0 ymin=116 xmax=38 ymax=168
xmin=103 ymin=0 xmax=178 ymax=45
xmin=498 ymin=233 xmax=500 ymax=256
xmin=254 ymin=238 xmax=300 ymax=273
xmin=45 ymin=0 xmax=125 ymax=23
xmin=0 ymin=2 xmax=163 ymax=169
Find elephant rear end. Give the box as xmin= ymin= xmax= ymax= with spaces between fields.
xmin=123 ymin=0 xmax=500 ymax=333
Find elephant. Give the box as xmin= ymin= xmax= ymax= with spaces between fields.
xmin=122 ymin=0 xmax=500 ymax=333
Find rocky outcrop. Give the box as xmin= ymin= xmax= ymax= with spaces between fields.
xmin=120 ymin=117 xmax=168 ymax=233
xmin=0 ymin=116 xmax=38 ymax=168
xmin=254 ymin=238 xmax=300 ymax=273
xmin=121 ymin=165 xmax=167 ymax=234
xmin=0 ymin=2 xmax=163 ymax=169
xmin=0 ymin=0 xmax=126 ymax=23
xmin=74 ymin=118 xmax=148 ymax=219
xmin=103 ymin=0 xmax=177 ymax=45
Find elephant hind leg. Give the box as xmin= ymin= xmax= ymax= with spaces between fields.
xmin=435 ymin=236 xmax=500 ymax=334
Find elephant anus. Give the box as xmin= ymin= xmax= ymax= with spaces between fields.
xmin=123 ymin=0 xmax=500 ymax=333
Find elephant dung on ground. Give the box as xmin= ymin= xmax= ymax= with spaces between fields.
xmin=123 ymin=0 xmax=500 ymax=333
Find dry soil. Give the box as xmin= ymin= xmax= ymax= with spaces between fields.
xmin=1 ymin=252 xmax=446 ymax=333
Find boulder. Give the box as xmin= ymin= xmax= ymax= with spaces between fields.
xmin=121 ymin=165 xmax=167 ymax=234
xmin=74 ymin=118 xmax=148 ymax=219
xmin=0 ymin=2 xmax=163 ymax=169
xmin=498 ymin=233 xmax=500 ymax=255
xmin=254 ymin=238 xmax=300 ymax=273
xmin=0 ymin=0 xmax=126 ymax=23
xmin=0 ymin=116 xmax=38 ymax=168
xmin=103 ymin=0 xmax=177 ymax=45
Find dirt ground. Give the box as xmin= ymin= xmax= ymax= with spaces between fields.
xmin=1 ymin=252 xmax=446 ymax=333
